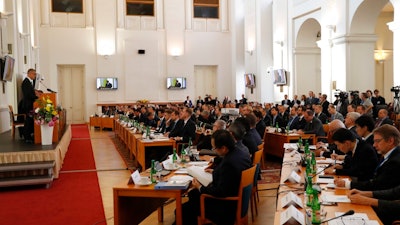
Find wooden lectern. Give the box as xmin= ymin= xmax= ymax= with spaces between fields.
xmin=34 ymin=93 xmax=58 ymax=144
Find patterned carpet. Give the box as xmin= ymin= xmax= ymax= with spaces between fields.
xmin=110 ymin=134 xmax=282 ymax=184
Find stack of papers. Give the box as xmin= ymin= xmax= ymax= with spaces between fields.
xmin=186 ymin=165 xmax=213 ymax=187
xmin=328 ymin=212 xmax=379 ymax=225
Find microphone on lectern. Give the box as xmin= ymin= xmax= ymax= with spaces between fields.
xmin=321 ymin=210 xmax=355 ymax=223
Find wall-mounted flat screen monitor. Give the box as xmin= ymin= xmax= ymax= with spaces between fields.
xmin=167 ymin=77 xmax=186 ymax=89
xmin=244 ymin=73 xmax=255 ymax=88
xmin=273 ymin=69 xmax=287 ymax=85
xmin=1 ymin=55 xmax=15 ymax=82
xmin=96 ymin=77 xmax=118 ymax=90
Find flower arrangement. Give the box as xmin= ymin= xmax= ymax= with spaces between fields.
xmin=34 ymin=97 xmax=59 ymax=127
xmin=137 ymin=99 xmax=149 ymax=104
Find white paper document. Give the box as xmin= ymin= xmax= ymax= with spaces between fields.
xmin=328 ymin=212 xmax=379 ymax=225
xmin=186 ymin=165 xmax=213 ymax=187
xmin=320 ymin=194 xmax=351 ymax=203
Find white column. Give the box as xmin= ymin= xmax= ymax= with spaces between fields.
xmin=185 ymin=0 xmax=192 ymax=30
xmin=40 ymin=0 xmax=49 ymax=27
xmin=85 ymin=0 xmax=93 ymax=27
xmin=220 ymin=0 xmax=228 ymax=32
xmin=388 ymin=21 xmax=400 ymax=86
xmin=116 ymin=0 xmax=124 ymax=29
xmin=156 ymin=0 xmax=164 ymax=29
xmin=317 ymin=38 xmax=333 ymax=102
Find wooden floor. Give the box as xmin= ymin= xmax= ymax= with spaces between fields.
xmin=90 ymin=128 xmax=278 ymax=225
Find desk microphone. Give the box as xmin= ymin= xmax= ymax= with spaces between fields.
xmin=40 ymin=80 xmax=58 ymax=93
xmin=321 ymin=210 xmax=355 ymax=223
xmin=312 ymin=163 xmax=334 ymax=178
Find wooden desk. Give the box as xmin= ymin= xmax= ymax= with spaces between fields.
xmin=136 ymin=138 xmax=176 ymax=170
xmin=263 ymin=132 xmax=315 ymax=158
xmin=113 ymin=181 xmax=185 ymax=225
xmin=274 ymin=152 xmax=383 ymax=224
xmin=114 ymin=121 xmax=176 ymax=170
xmin=89 ymin=116 xmax=114 ymax=130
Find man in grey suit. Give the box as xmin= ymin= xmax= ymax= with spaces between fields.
xmin=328 ymin=104 xmax=344 ymax=122
xmin=297 ymin=109 xmax=325 ymax=137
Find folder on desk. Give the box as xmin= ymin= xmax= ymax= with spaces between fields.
xmin=154 ymin=180 xmax=190 ymax=190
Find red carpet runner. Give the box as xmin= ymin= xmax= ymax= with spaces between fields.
xmin=0 ymin=124 xmax=106 ymax=225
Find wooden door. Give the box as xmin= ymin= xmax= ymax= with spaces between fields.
xmin=194 ymin=65 xmax=217 ymax=99
xmin=58 ymin=65 xmax=85 ymax=124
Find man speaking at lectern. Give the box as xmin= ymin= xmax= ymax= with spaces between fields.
xmin=21 ymin=68 xmax=38 ymax=143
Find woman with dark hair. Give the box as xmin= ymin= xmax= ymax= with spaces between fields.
xmin=179 ymin=129 xmax=252 ymax=225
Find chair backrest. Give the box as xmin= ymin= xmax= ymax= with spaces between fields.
xmin=237 ymin=165 xmax=257 ymax=219
xmin=252 ymin=149 xmax=263 ymax=166
xmin=257 ymin=142 xmax=264 ymax=152
xmin=8 ymin=105 xmax=15 ymax=124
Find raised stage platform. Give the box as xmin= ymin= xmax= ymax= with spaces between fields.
xmin=0 ymin=125 xmax=72 ymax=178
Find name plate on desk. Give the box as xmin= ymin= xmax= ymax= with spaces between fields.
xmin=281 ymin=191 xmax=303 ymax=208
xmin=283 ymin=170 xmax=301 ymax=183
xmin=280 ymin=205 xmax=305 ymax=225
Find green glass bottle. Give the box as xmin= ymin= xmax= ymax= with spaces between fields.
xmin=298 ymin=137 xmax=303 ymax=149
xmin=181 ymin=144 xmax=186 ymax=163
xmin=150 ymin=160 xmax=157 ymax=183
xmin=311 ymin=189 xmax=321 ymax=224
xmin=306 ymin=176 xmax=313 ymax=207
xmin=275 ymin=122 xmax=279 ymax=133
xmin=172 ymin=148 xmax=178 ymax=164
xmin=311 ymin=152 xmax=317 ymax=176
xmin=146 ymin=126 xmax=150 ymax=139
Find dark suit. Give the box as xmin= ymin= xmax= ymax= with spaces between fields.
xmin=320 ymin=100 xmax=330 ymax=116
xmin=316 ymin=112 xmax=328 ymax=124
xmin=168 ymin=119 xmax=196 ymax=143
xmin=351 ymin=146 xmax=400 ymax=191
xmin=295 ymin=116 xmax=307 ymax=130
xmin=255 ymin=120 xmax=266 ymax=139
xmin=271 ymin=115 xmax=284 ymax=128
xmin=336 ymin=140 xmax=378 ymax=181
xmin=375 ymin=117 xmax=393 ymax=128
xmin=303 ymin=117 xmax=325 ymax=136
xmin=243 ymin=128 xmax=262 ymax=156
xmin=21 ymin=77 xmax=38 ymax=141
xmin=281 ymin=99 xmax=291 ymax=106
xmin=373 ymin=185 xmax=400 ymax=225
xmin=348 ymin=126 xmax=359 ymax=138
xmin=157 ymin=118 xmax=166 ymax=133
xmin=182 ymin=142 xmax=252 ymax=225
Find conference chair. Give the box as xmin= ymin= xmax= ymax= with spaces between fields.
xmin=258 ymin=142 xmax=265 ymax=170
xmin=250 ymin=149 xmax=263 ymax=221
xmin=197 ymin=165 xmax=257 ymax=225
xmin=8 ymin=105 xmax=26 ymax=139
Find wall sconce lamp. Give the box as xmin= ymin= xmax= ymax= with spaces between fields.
xmin=326 ymin=25 xmax=336 ymax=32
xmin=170 ymin=48 xmax=182 ymax=59
xmin=246 ymin=50 xmax=253 ymax=55
xmin=19 ymin=32 xmax=30 ymax=39
xmin=274 ymin=41 xmax=283 ymax=47
xmin=374 ymin=50 xmax=386 ymax=63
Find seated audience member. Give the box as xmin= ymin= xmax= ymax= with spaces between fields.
xmin=297 ymin=109 xmax=325 ymax=137
xmin=157 ymin=109 xmax=170 ymax=133
xmin=197 ymin=110 xmax=215 ymax=129
xmin=325 ymin=128 xmax=378 ymax=181
xmin=145 ymin=112 xmax=158 ymax=128
xmin=335 ymin=124 xmax=400 ymax=191
xmin=181 ymin=130 xmax=252 ymax=225
xmin=328 ymin=104 xmax=344 ymax=122
xmin=234 ymin=115 xmax=261 ymax=156
xmin=165 ymin=109 xmax=179 ymax=133
xmin=269 ymin=107 xmax=283 ymax=128
xmin=347 ymin=104 xmax=356 ymax=113
xmin=344 ymin=112 xmax=361 ymax=137
xmin=196 ymin=120 xmax=226 ymax=150
xmin=286 ymin=106 xmax=299 ymax=130
xmin=315 ymin=119 xmax=346 ymax=157
xmin=277 ymin=105 xmax=289 ymax=127
xmin=356 ymin=105 xmax=367 ymax=115
xmin=348 ymin=186 xmax=400 ymax=225
xmin=355 ymin=115 xmax=376 ymax=146
xmin=253 ymin=110 xmax=266 ymax=138
xmin=213 ymin=106 xmax=228 ymax=122
xmin=314 ymin=104 xmax=328 ymax=124
xmin=228 ymin=119 xmax=250 ymax=156
xmin=168 ymin=108 xmax=196 ymax=143
xmin=294 ymin=106 xmax=307 ymax=130
xmin=374 ymin=108 xmax=393 ymax=128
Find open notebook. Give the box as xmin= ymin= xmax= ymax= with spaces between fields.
xmin=186 ymin=165 xmax=213 ymax=187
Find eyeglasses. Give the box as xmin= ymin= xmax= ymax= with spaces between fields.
xmin=340 ymin=216 xmax=366 ymax=225
xmin=373 ymin=138 xmax=384 ymax=143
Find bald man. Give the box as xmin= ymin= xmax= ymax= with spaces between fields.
xmin=315 ymin=119 xmax=346 ymax=158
